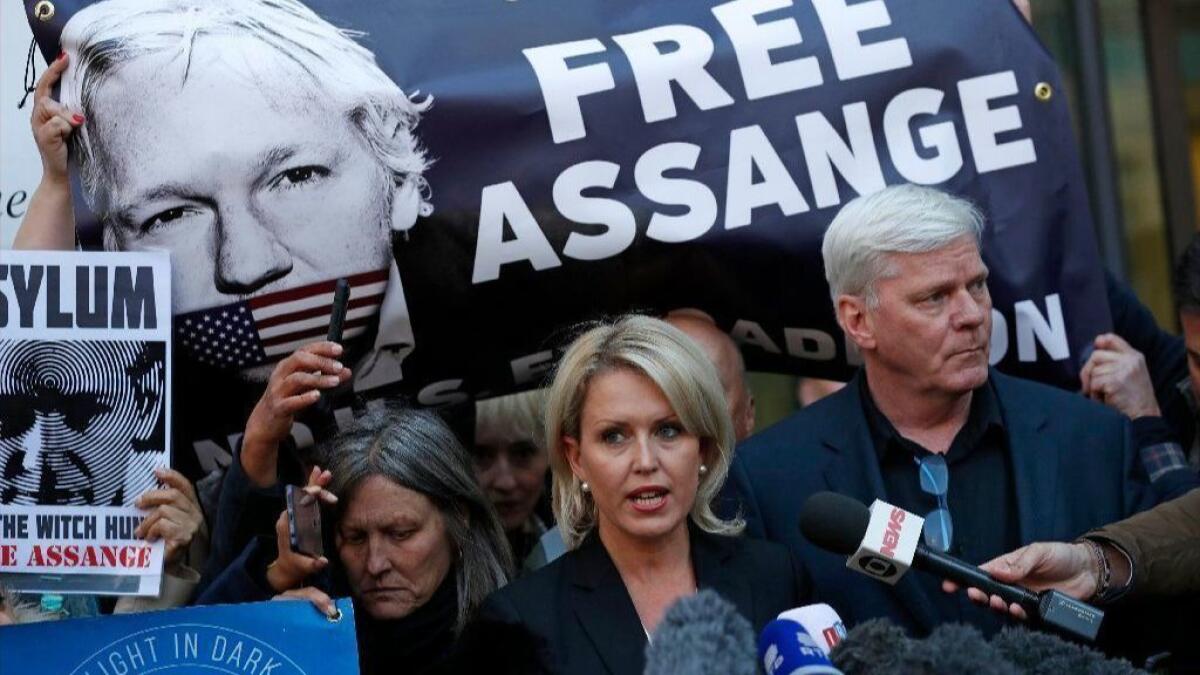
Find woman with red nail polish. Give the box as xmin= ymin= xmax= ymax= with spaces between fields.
xmin=12 ymin=50 xmax=81 ymax=250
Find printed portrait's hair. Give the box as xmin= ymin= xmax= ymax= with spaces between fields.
xmin=58 ymin=0 xmax=432 ymax=227
xmin=322 ymin=404 xmax=512 ymax=633
xmin=0 ymin=340 xmax=166 ymax=506
xmin=822 ymin=184 xmax=984 ymax=307
xmin=543 ymin=314 xmax=744 ymax=550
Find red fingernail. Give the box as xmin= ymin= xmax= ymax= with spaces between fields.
xmin=72 ymin=114 xmax=85 ymax=124
xmin=57 ymin=51 xmax=66 ymax=62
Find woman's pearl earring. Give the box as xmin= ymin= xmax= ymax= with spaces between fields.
xmin=699 ymin=465 xmax=708 ymax=476
xmin=581 ymin=481 xmax=590 ymax=493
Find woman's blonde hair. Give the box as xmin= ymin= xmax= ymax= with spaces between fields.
xmin=544 ymin=314 xmax=744 ymax=549
xmin=476 ymin=389 xmax=546 ymax=452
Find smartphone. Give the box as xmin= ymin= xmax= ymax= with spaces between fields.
xmin=286 ymin=484 xmax=324 ymax=558
xmin=314 ymin=278 xmax=352 ymax=416
xmin=327 ymin=278 xmax=351 ymax=344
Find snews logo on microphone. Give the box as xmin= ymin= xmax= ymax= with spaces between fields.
xmin=847 ymin=501 xmax=923 ymax=585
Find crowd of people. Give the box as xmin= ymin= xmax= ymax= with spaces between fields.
xmin=3 ymin=0 xmax=1200 ymax=673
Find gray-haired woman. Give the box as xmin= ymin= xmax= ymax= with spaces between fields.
xmin=198 ymin=405 xmax=511 ymax=675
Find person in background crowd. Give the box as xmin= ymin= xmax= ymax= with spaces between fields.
xmin=1082 ymin=238 xmax=1200 ymax=475
xmin=198 ymin=405 xmax=511 ymax=675
xmin=725 ymin=184 xmax=1166 ymax=638
xmin=664 ymin=310 xmax=756 ymax=442
xmin=200 ymin=341 xmax=348 ymax=594
xmin=796 ymin=377 xmax=846 ymax=408
xmin=471 ymin=390 xmax=552 ymax=567
xmin=469 ymin=315 xmax=804 ymax=674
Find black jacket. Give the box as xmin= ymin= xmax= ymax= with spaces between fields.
xmin=724 ymin=369 xmax=1162 ymax=637
xmin=472 ymin=523 xmax=805 ymax=675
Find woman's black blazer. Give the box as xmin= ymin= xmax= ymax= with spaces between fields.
xmin=472 ymin=523 xmax=808 ymax=675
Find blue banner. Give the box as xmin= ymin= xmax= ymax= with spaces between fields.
xmin=23 ymin=0 xmax=1109 ymax=476
xmin=0 ymin=598 xmax=359 ymax=674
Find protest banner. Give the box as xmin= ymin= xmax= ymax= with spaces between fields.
xmin=0 ymin=597 xmax=359 ymax=674
xmin=0 ymin=250 xmax=170 ymax=595
xmin=19 ymin=0 xmax=1108 ymax=477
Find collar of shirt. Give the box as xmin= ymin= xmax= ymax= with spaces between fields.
xmin=856 ymin=372 xmax=1007 ymax=465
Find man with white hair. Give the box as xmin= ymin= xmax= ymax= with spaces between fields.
xmin=725 ymin=184 xmax=1163 ymax=636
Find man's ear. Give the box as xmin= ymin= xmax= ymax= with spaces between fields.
xmin=742 ymin=394 xmax=756 ymax=438
xmin=562 ymin=435 xmax=586 ymax=485
xmin=390 ymin=176 xmax=422 ymax=233
xmin=836 ymin=294 xmax=877 ymax=352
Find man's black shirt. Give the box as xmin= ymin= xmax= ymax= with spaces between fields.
xmin=859 ymin=375 xmax=1020 ymax=632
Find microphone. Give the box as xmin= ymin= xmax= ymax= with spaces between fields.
xmin=644 ymin=589 xmax=756 ymax=675
xmin=991 ymin=625 xmax=1142 ymax=675
xmin=799 ymin=492 xmax=1104 ymax=642
xmin=827 ymin=619 xmax=912 ymax=675
xmin=777 ymin=604 xmax=847 ymax=655
xmin=759 ymin=619 xmax=844 ymax=675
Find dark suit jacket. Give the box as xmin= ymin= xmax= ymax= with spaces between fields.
xmin=724 ymin=369 xmax=1161 ymax=636
xmin=474 ymin=523 xmax=804 ymax=675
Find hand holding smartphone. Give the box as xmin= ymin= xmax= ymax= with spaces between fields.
xmin=286 ymin=484 xmax=324 ymax=559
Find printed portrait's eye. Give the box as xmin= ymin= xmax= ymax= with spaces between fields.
xmin=140 ymin=206 xmax=192 ymax=233
xmin=271 ymin=165 xmax=331 ymax=189
xmin=0 ymin=396 xmax=35 ymax=440
xmin=61 ymin=393 xmax=112 ymax=435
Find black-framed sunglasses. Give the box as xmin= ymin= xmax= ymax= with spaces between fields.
xmin=914 ymin=454 xmax=953 ymax=552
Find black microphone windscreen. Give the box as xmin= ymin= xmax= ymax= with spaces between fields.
xmin=644 ymin=589 xmax=756 ymax=675
xmin=829 ymin=618 xmax=913 ymax=675
xmin=800 ymin=492 xmax=871 ymax=555
xmin=990 ymin=627 xmax=1144 ymax=675
xmin=913 ymin=623 xmax=1019 ymax=675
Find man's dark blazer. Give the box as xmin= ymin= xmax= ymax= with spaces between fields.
xmin=474 ymin=523 xmax=804 ymax=674
xmin=724 ymin=369 xmax=1160 ymax=636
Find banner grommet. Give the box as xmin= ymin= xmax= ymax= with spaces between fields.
xmin=1034 ymin=82 xmax=1053 ymax=101
xmin=32 ymin=1 xmax=55 ymax=21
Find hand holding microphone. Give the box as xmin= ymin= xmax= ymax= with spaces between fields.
xmin=799 ymin=492 xmax=1105 ymax=642
xmin=943 ymin=539 xmax=1131 ymax=620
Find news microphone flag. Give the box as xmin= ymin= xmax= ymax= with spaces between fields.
xmin=777 ymin=604 xmax=847 ymax=656
xmin=846 ymin=499 xmax=923 ymax=585
xmin=759 ymin=619 xmax=843 ymax=675
xmin=175 ymin=269 xmax=386 ymax=369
